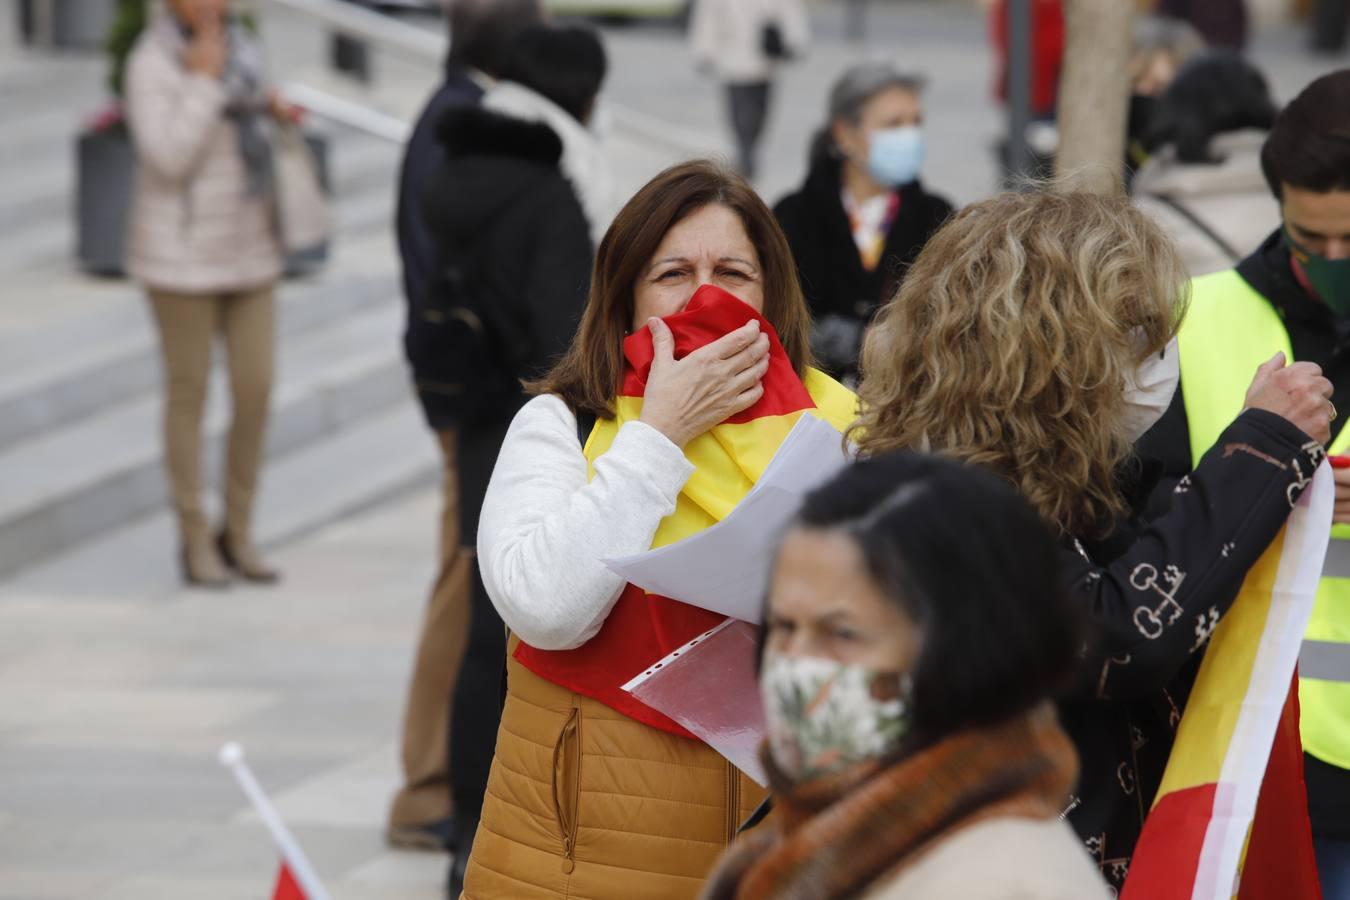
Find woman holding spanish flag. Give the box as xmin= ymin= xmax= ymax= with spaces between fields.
xmin=852 ymin=189 xmax=1330 ymax=897
xmin=462 ymin=161 xmax=855 ymax=898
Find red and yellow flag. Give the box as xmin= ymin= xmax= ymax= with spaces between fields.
xmin=1123 ymin=465 xmax=1332 ymax=900
xmin=514 ymin=284 xmax=857 ymax=736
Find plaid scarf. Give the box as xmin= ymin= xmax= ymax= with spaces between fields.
xmin=701 ymin=704 xmax=1078 ymax=900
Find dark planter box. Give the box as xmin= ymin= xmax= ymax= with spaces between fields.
xmin=75 ymin=126 xmax=333 ymax=278
xmin=76 ymin=127 xmax=135 ymax=277
xmin=19 ymin=0 xmax=116 ymax=48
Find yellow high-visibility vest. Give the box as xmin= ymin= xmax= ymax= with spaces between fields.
xmin=1178 ymin=269 xmax=1350 ymax=770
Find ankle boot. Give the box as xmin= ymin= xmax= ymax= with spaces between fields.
xmin=217 ymin=531 xmax=281 ymax=584
xmin=181 ymin=521 xmax=230 ymax=588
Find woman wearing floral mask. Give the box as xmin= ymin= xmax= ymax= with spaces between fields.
xmin=773 ymin=63 xmax=954 ymax=383
xmin=850 ymin=190 xmax=1333 ymax=895
xmin=704 ymin=452 xmax=1109 ymax=899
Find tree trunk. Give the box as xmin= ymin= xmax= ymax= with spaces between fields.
xmin=1054 ymin=0 xmax=1134 ymax=195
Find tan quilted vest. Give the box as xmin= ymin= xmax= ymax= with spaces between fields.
xmin=463 ymin=638 xmax=768 ymax=899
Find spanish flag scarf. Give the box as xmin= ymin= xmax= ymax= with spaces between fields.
xmin=513 ymin=285 xmax=858 ymax=737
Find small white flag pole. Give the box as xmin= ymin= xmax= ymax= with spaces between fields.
xmin=218 ymin=742 xmax=333 ymax=900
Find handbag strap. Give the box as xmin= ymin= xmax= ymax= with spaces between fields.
xmin=1152 ymin=193 xmax=1243 ymax=264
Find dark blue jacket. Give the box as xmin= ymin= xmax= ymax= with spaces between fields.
xmin=397 ymin=66 xmax=485 ymax=425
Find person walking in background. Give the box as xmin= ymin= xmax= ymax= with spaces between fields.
xmin=422 ymin=23 xmax=608 ymax=896
xmin=703 ymin=454 xmax=1109 ymax=900
xmin=853 ymin=190 xmax=1330 ymax=894
xmin=1137 ymin=70 xmax=1350 ymax=897
xmin=388 ymin=0 xmax=542 ymax=856
xmin=773 ymin=64 xmax=952 ymax=382
xmin=125 ymin=0 xmax=287 ymax=587
xmin=466 ymin=161 xmax=855 ymax=898
xmin=1131 ymin=52 xmax=1279 ymax=277
xmin=689 ymin=0 xmax=808 ymax=180
xmin=777 ymin=64 xmax=955 ymax=383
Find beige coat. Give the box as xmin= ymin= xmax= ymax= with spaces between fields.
xmin=689 ymin=0 xmax=809 ymax=83
xmin=124 ymin=17 xmax=282 ymax=294
xmin=862 ymin=817 xmax=1112 ymax=900
xmin=1133 ymin=130 xmax=1279 ymax=279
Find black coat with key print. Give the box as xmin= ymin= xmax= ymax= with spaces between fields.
xmin=1056 ymin=405 xmax=1322 ymax=893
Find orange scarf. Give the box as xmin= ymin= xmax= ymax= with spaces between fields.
xmin=703 ymin=706 xmax=1077 ymax=900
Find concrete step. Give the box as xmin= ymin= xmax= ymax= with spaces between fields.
xmin=0 ymin=124 xmax=401 ymax=244
xmin=0 ymin=231 xmax=401 ymax=452
xmin=0 ymin=400 xmax=438 ymax=599
xmin=0 ymin=290 xmax=417 ymax=578
xmin=0 ymin=126 xmax=402 ymax=277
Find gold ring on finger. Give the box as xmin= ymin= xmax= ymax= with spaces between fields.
xmin=1331 ymin=401 xmax=1339 ymax=423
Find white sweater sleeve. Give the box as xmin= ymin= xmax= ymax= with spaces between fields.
xmin=477 ymin=395 xmax=695 ymax=651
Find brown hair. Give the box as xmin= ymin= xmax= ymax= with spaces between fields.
xmin=529 ymin=160 xmax=813 ymax=418
xmin=851 ymin=190 xmax=1189 ymax=538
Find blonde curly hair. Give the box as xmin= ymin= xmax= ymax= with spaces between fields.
xmin=852 ymin=190 xmax=1189 ymax=538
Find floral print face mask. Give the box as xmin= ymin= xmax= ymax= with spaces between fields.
xmin=760 ymin=654 xmax=913 ymax=783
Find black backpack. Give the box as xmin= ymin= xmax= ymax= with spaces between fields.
xmin=408 ymin=234 xmax=532 ymax=427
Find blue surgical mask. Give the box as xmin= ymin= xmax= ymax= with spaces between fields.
xmin=866 ymin=126 xmax=924 ymax=188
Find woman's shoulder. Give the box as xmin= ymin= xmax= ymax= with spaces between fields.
xmin=509 ymin=395 xmax=578 ymax=435
xmin=865 ymin=817 xmax=1110 ymax=900
xmin=907 ymin=183 xmax=956 ymax=221
xmin=127 ymin=19 xmax=175 ymax=74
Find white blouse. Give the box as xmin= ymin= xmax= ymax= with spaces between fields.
xmin=476 ymin=394 xmax=695 ymax=651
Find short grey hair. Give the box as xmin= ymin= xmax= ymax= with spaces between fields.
xmin=828 ymin=63 xmax=925 ymax=125
xmin=1131 ymin=15 xmax=1205 ymax=65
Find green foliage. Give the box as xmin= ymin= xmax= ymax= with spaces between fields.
xmin=106 ymin=0 xmax=148 ymax=98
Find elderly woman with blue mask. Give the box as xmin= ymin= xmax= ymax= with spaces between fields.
xmin=774 ymin=63 xmax=954 ymax=383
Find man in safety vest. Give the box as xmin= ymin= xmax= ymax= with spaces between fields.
xmin=1139 ymin=69 xmax=1350 ymax=895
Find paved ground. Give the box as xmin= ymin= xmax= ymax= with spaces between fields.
xmin=2 ymin=2 xmax=1350 ymax=898
xmin=0 ymin=487 xmax=446 ymax=899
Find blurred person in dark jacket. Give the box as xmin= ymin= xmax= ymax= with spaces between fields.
xmin=773 ymin=63 xmax=952 ymax=383
xmin=421 ymin=22 xmax=609 ymax=896
xmin=387 ymin=0 xmax=542 ymax=855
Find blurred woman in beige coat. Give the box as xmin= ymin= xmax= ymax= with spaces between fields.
xmin=125 ymin=0 xmax=288 ymax=586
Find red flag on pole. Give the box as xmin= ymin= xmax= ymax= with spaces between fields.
xmin=272 ymin=861 xmax=308 ymax=900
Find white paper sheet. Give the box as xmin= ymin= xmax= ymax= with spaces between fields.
xmin=603 ymin=414 xmax=852 ymax=624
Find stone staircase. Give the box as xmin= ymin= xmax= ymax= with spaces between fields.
xmin=0 ymin=39 xmax=437 ymax=588
xmin=0 ymin=2 xmax=719 ymax=591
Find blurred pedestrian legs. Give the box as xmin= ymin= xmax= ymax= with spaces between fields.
xmin=147 ymin=286 xmax=276 ymax=584
xmin=727 ymin=82 xmax=771 ymax=178
xmin=690 ymin=0 xmax=809 ymax=179
xmin=386 ymin=434 xmax=472 ymax=849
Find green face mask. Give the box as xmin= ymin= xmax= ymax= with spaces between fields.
xmin=1285 ymin=227 xmax=1350 ymax=317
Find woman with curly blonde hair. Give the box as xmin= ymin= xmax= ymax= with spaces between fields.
xmin=854 ymin=189 xmax=1333 ymax=894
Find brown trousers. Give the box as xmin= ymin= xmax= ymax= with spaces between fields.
xmin=147 ymin=286 xmax=275 ymax=544
xmin=389 ymin=430 xmax=473 ymax=828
